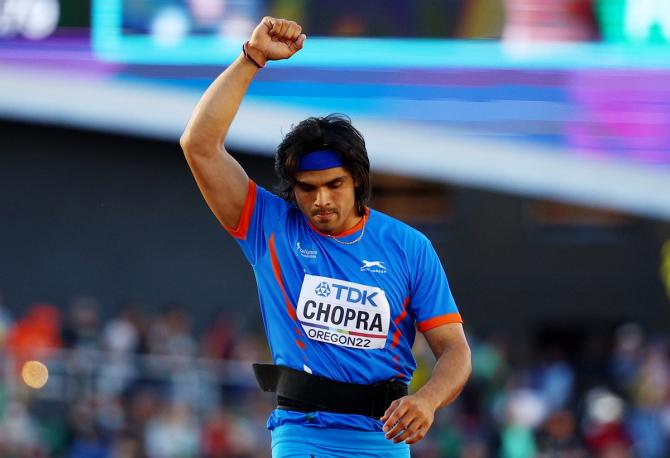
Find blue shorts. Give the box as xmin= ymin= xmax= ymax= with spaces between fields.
xmin=271 ymin=424 xmax=411 ymax=458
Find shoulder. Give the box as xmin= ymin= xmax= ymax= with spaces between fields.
xmin=255 ymin=182 xmax=283 ymax=203
xmin=255 ymin=183 xmax=296 ymax=215
xmin=247 ymin=182 xmax=301 ymax=236
xmin=368 ymin=208 xmax=431 ymax=247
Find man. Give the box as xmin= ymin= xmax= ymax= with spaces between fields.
xmin=180 ymin=16 xmax=471 ymax=458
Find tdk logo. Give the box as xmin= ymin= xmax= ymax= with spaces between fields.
xmin=332 ymin=283 xmax=379 ymax=307
xmin=314 ymin=282 xmax=331 ymax=297
xmin=313 ymin=282 xmax=380 ymax=306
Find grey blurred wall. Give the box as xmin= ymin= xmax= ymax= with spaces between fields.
xmin=1 ymin=120 xmax=669 ymax=342
xmin=0 ymin=120 xmax=267 ymax=327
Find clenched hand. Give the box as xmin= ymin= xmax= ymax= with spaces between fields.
xmin=381 ymin=394 xmax=436 ymax=445
xmin=247 ymin=17 xmax=306 ymax=67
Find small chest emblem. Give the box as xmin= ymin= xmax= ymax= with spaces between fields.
xmin=296 ymin=242 xmax=317 ymax=259
xmin=361 ymin=259 xmax=387 ymax=273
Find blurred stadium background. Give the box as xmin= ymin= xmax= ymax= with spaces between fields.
xmin=2 ymin=0 xmax=670 ymax=456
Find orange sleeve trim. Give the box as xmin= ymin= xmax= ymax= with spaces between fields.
xmin=417 ymin=313 xmax=463 ymax=332
xmin=224 ymin=179 xmax=257 ymax=240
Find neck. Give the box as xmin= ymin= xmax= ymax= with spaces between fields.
xmin=337 ymin=212 xmax=364 ymax=234
xmin=310 ymin=209 xmax=368 ymax=237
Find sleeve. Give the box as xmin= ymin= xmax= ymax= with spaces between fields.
xmin=223 ymin=180 xmax=290 ymax=265
xmin=408 ymin=237 xmax=463 ymax=332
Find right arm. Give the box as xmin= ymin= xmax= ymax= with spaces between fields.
xmin=179 ymin=17 xmax=306 ymax=229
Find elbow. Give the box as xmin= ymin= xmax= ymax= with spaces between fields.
xmin=464 ymin=344 xmax=473 ymax=380
xmin=454 ymin=336 xmax=474 ymax=378
xmin=460 ymin=336 xmax=473 ymax=377
xmin=455 ymin=343 xmax=472 ymax=399
xmin=180 ymin=130 xmax=219 ymax=158
xmin=179 ymin=131 xmax=201 ymax=157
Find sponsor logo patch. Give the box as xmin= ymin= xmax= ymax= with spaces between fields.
xmin=297 ymin=274 xmax=390 ymax=350
xmin=361 ymin=259 xmax=387 ymax=274
xmin=296 ymin=242 xmax=317 ymax=259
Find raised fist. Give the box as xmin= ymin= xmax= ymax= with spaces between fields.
xmin=246 ymin=17 xmax=306 ymax=67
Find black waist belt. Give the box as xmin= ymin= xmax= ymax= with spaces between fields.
xmin=252 ymin=363 xmax=408 ymax=419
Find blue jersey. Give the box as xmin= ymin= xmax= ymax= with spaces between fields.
xmin=225 ymin=180 xmax=462 ymax=432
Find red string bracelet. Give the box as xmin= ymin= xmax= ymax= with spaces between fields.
xmin=242 ymin=41 xmax=265 ymax=69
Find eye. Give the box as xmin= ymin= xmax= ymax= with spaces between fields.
xmin=296 ymin=183 xmax=315 ymax=192
xmin=328 ymin=181 xmax=343 ymax=189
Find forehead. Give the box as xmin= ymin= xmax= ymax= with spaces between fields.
xmin=294 ymin=167 xmax=352 ymax=185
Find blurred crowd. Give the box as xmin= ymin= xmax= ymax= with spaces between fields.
xmin=2 ymin=291 xmax=670 ymax=457
xmin=0 ymin=293 xmax=272 ymax=458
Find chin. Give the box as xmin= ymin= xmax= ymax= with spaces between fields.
xmin=312 ymin=219 xmax=338 ymax=233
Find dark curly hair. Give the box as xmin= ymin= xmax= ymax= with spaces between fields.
xmin=275 ymin=114 xmax=370 ymax=216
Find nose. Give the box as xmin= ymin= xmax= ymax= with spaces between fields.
xmin=314 ymin=187 xmax=331 ymax=208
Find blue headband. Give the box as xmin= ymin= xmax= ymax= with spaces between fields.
xmin=296 ymin=150 xmax=343 ymax=172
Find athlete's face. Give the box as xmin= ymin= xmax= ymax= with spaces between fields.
xmin=293 ymin=167 xmax=360 ymax=235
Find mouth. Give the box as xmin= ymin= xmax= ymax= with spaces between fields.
xmin=313 ymin=211 xmax=336 ymax=224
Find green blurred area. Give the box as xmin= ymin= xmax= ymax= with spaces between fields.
xmin=597 ymin=0 xmax=669 ymax=43
xmin=58 ymin=0 xmax=90 ymax=27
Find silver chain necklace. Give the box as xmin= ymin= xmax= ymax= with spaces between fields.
xmin=328 ymin=214 xmax=367 ymax=245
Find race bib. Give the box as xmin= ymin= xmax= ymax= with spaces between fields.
xmin=297 ymin=274 xmax=390 ymax=350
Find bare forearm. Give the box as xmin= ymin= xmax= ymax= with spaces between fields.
xmin=381 ymin=328 xmax=471 ymax=445
xmin=181 ymin=55 xmax=258 ymax=152
xmin=182 ymin=17 xmax=305 ymax=153
xmin=178 ymin=18 xmax=304 ymax=229
xmin=415 ymin=341 xmax=472 ymax=411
